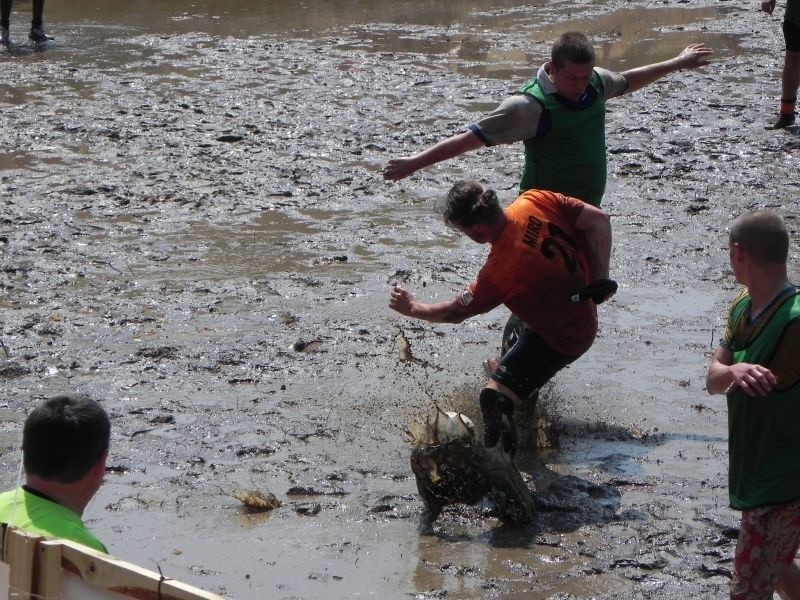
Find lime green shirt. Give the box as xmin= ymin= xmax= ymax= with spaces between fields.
xmin=0 ymin=487 xmax=107 ymax=553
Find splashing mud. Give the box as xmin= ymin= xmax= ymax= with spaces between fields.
xmin=409 ymin=409 xmax=535 ymax=531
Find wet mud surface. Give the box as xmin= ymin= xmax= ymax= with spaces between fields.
xmin=1 ymin=0 xmax=800 ymax=598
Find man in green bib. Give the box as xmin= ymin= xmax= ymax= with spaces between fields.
xmin=383 ymin=32 xmax=712 ymax=207
xmin=706 ymin=211 xmax=800 ymax=599
xmin=0 ymin=395 xmax=110 ymax=553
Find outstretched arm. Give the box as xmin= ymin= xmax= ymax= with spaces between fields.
xmin=574 ymin=204 xmax=612 ymax=280
xmin=389 ymin=286 xmax=474 ymax=323
xmin=383 ymin=130 xmax=484 ymax=181
xmin=706 ymin=346 xmax=777 ymax=396
xmin=621 ymin=43 xmax=713 ymax=94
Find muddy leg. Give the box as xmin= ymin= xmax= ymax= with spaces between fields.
xmin=516 ymin=389 xmax=539 ymax=450
xmin=479 ymin=388 xmax=516 ymax=454
xmin=480 ymin=446 xmax=535 ymax=524
xmin=418 ymin=504 xmax=441 ymax=535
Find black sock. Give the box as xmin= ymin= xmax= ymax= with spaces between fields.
xmin=479 ymin=388 xmax=504 ymax=447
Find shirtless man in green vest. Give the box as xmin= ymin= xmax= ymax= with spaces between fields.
xmin=706 ymin=211 xmax=800 ymax=600
xmin=383 ymin=32 xmax=712 ymax=207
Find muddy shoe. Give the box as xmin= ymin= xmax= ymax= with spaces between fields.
xmin=766 ymin=113 xmax=795 ymax=130
xmin=29 ymin=27 xmax=52 ymax=43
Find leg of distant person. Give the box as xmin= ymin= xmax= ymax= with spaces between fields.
xmin=770 ymin=21 xmax=800 ymax=128
xmin=1 ymin=0 xmax=11 ymax=44
xmin=28 ymin=0 xmax=50 ymax=43
xmin=780 ymin=50 xmax=800 ymax=115
xmin=31 ymin=0 xmax=43 ymax=28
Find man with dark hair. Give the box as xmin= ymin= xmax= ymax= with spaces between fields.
xmin=761 ymin=0 xmax=800 ymax=128
xmin=0 ymin=395 xmax=110 ymax=552
xmin=383 ymin=32 xmax=712 ymax=206
xmin=706 ymin=211 xmax=800 ymax=599
xmin=390 ymin=181 xmax=614 ymax=454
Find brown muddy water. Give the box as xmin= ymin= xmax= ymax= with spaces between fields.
xmin=1 ymin=0 xmax=799 ymax=599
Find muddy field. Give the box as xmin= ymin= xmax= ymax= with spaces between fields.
xmin=1 ymin=0 xmax=799 ymax=598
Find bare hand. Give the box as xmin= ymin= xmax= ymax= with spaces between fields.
xmin=383 ymin=158 xmax=417 ymax=181
xmin=761 ymin=0 xmax=776 ymax=14
xmin=674 ymin=43 xmax=713 ymax=69
xmin=389 ymin=286 xmax=416 ymax=316
xmin=726 ymin=362 xmax=778 ymax=396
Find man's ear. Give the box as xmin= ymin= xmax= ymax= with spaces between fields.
xmin=731 ymin=241 xmax=745 ymax=262
xmin=93 ymin=450 xmax=109 ymax=478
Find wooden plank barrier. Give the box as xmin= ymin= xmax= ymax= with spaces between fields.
xmin=1 ymin=524 xmax=37 ymax=598
xmin=1 ymin=525 xmax=228 ymax=600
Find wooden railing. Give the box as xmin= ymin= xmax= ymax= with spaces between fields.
xmin=0 ymin=524 xmax=228 ymax=600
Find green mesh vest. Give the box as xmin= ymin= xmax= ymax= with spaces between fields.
xmin=517 ymin=71 xmax=606 ymax=206
xmin=727 ymin=290 xmax=800 ymax=510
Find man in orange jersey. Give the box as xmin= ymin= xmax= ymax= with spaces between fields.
xmin=390 ymin=181 xmax=614 ymax=455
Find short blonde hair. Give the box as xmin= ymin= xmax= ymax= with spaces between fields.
xmin=729 ymin=210 xmax=789 ymax=264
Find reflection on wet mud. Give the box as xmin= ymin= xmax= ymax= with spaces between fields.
xmin=0 ymin=150 xmax=35 ymax=170
xmin=71 ymin=210 xmax=323 ymax=283
xmin=46 ymin=0 xmax=549 ymax=36
xmin=337 ymin=6 xmax=741 ymax=80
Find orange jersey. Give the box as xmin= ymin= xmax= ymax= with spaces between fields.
xmin=461 ymin=190 xmax=597 ymax=357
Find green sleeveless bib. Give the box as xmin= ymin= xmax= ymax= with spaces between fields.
xmin=727 ymin=290 xmax=800 ymax=509
xmin=517 ymin=71 xmax=606 ymax=206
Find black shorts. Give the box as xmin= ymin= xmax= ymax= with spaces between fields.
xmin=784 ymin=19 xmax=800 ymax=52
xmin=491 ymin=324 xmax=576 ymax=401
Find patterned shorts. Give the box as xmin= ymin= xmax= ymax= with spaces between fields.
xmin=731 ymin=497 xmax=800 ymax=600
